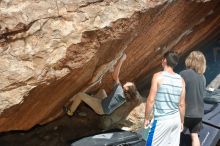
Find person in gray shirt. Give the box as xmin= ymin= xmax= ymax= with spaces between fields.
xmin=64 ymin=54 xmax=142 ymax=116
xmin=180 ymin=51 xmax=206 ymax=146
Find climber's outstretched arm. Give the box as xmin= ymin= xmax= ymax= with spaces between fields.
xmin=112 ymin=54 xmax=127 ymax=84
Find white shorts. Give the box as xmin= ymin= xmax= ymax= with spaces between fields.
xmin=146 ymin=115 xmax=181 ymax=146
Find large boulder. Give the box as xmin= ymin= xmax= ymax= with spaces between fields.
xmin=0 ymin=0 xmax=220 ymax=132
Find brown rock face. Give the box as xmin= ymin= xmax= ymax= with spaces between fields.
xmin=0 ymin=0 xmax=220 ymax=132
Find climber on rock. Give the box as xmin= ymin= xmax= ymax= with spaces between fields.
xmin=63 ymin=53 xmax=142 ymax=116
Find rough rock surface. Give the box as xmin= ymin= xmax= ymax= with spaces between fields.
xmin=0 ymin=0 xmax=220 ymax=132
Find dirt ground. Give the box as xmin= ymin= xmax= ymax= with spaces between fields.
xmin=0 ymin=106 xmax=103 ymax=146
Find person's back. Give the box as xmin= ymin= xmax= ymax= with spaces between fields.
xmin=145 ymin=51 xmax=185 ymax=146
xmin=180 ymin=69 xmax=206 ymax=118
xmin=154 ymin=71 xmax=183 ymax=120
xmin=180 ymin=51 xmax=206 ymax=146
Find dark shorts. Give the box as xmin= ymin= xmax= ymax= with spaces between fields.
xmin=101 ymin=83 xmax=126 ymax=115
xmin=184 ymin=117 xmax=203 ymax=133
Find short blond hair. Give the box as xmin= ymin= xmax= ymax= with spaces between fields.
xmin=185 ymin=51 xmax=206 ymax=75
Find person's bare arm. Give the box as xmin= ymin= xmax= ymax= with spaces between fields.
xmin=179 ymin=78 xmax=186 ymax=131
xmin=112 ymin=54 xmax=126 ymax=84
xmin=144 ymin=73 xmax=159 ymax=126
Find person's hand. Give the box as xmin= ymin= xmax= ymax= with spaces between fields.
xmin=181 ymin=123 xmax=184 ymax=132
xmin=144 ymin=119 xmax=150 ymax=128
xmin=121 ymin=53 xmax=127 ymax=61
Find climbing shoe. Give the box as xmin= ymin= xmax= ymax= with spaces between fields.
xmin=63 ymin=106 xmax=73 ymax=116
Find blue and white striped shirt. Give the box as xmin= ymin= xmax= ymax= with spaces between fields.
xmin=154 ymin=71 xmax=183 ymax=120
